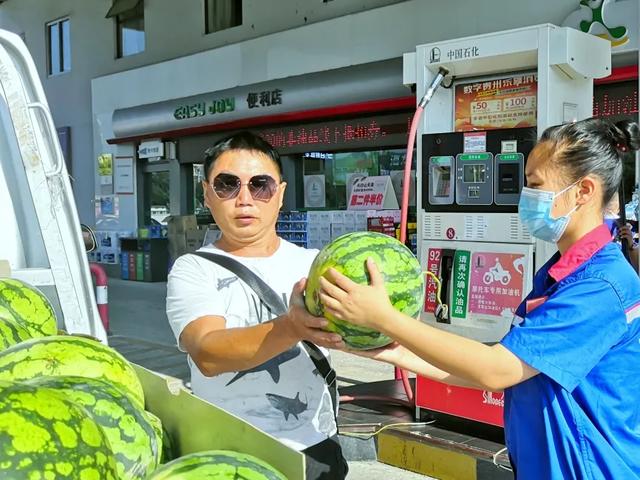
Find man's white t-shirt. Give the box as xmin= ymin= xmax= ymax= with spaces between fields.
xmin=166 ymin=239 xmax=337 ymax=451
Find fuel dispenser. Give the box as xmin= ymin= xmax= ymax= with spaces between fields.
xmin=403 ymin=24 xmax=611 ymax=426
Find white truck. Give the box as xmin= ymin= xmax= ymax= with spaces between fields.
xmin=0 ymin=29 xmax=106 ymax=342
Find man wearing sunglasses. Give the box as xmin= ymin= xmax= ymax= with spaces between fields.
xmin=166 ymin=131 xmax=348 ymax=479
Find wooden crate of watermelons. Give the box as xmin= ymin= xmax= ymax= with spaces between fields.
xmin=0 ymin=277 xmax=303 ymax=479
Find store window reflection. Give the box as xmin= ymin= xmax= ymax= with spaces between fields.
xmin=302 ymin=148 xmax=415 ymax=209
xmin=146 ymin=171 xmax=169 ymax=225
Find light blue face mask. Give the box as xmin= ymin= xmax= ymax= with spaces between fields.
xmin=518 ymin=182 xmax=579 ymax=243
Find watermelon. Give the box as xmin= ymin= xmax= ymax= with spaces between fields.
xmin=0 ymin=335 xmax=145 ymax=408
xmin=146 ymin=450 xmax=286 ymax=480
xmin=145 ymin=415 xmax=178 ymax=464
xmin=0 ymin=308 xmax=30 ymax=350
xmin=0 ymin=278 xmax=57 ymax=338
xmin=305 ymin=231 xmax=424 ymax=350
xmin=26 ymin=376 xmax=161 ymax=480
xmin=0 ymin=380 xmax=118 ymax=479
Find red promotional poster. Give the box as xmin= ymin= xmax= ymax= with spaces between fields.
xmin=467 ymin=252 xmax=526 ymax=318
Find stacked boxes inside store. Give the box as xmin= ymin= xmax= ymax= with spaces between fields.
xmin=165 ymin=214 xmax=221 ymax=267
xmin=277 ymin=210 xmax=416 ymax=252
xmin=168 ymin=215 xmax=202 ymax=263
xmin=166 ymin=214 xmax=198 ymax=262
xmin=276 ymin=211 xmax=310 ymax=248
xmin=306 ymin=212 xmax=331 ymax=249
xmin=276 ymin=211 xmax=369 ymax=250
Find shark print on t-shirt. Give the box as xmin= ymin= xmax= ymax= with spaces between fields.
xmin=167 ymin=239 xmax=337 ymax=451
xmin=266 ymin=391 xmax=308 ymax=421
xmin=225 ymin=346 xmax=301 ymax=386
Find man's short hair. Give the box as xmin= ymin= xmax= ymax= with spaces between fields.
xmin=203 ymin=131 xmax=282 ymax=180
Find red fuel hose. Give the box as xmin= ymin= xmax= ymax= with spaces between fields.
xmin=339 ymin=67 xmax=449 ymax=409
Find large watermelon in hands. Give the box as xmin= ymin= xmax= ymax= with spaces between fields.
xmin=0 ymin=278 xmax=57 ymax=338
xmin=146 ymin=451 xmax=287 ymax=480
xmin=0 ymin=380 xmax=119 ymax=479
xmin=0 ymin=335 xmax=145 ymax=408
xmin=305 ymin=231 xmax=424 ymax=350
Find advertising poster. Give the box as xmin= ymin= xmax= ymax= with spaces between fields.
xmin=424 ymin=248 xmax=442 ymax=313
xmin=98 ymin=153 xmax=113 ymax=187
xmin=114 ymin=157 xmax=134 ymax=194
xmin=347 ymin=176 xmax=398 ymax=210
xmin=468 ymin=252 xmax=526 ymax=317
xmin=303 ymin=175 xmax=326 ymax=208
xmin=95 ymin=195 xmax=120 ymax=219
xmin=454 ymin=74 xmax=537 ymax=132
xmin=346 ymin=172 xmax=368 ymax=204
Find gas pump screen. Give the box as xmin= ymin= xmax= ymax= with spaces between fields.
xmin=498 ymin=163 xmax=520 ymax=194
xmin=433 ymin=166 xmax=451 ymax=197
xmin=463 ymin=164 xmax=486 ymax=184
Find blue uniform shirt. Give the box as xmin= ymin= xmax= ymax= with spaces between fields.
xmin=501 ymin=224 xmax=640 ymax=479
xmin=604 ymin=217 xmax=618 ymax=238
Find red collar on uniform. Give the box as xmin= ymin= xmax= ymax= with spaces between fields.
xmin=548 ymin=224 xmax=613 ymax=282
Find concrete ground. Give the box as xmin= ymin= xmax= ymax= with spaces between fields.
xmin=107 ymin=277 xmax=433 ymax=479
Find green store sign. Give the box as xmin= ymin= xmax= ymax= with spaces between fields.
xmin=174 ymin=97 xmax=235 ymax=120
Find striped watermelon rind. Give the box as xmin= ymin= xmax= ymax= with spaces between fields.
xmin=0 ymin=335 xmax=145 ymax=409
xmin=146 ymin=450 xmax=287 ymax=480
xmin=305 ymin=231 xmax=424 ymax=350
xmin=0 ymin=309 xmax=31 ymax=351
xmin=0 ymin=278 xmax=57 ymax=338
xmin=26 ymin=376 xmax=161 ymax=480
xmin=146 ymin=414 xmax=179 ymax=465
xmin=0 ymin=380 xmax=118 ymax=479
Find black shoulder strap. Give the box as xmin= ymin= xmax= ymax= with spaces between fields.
xmin=194 ymin=251 xmax=287 ymax=315
xmin=191 ymin=251 xmax=337 ymax=393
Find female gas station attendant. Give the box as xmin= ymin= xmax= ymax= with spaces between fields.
xmin=316 ymin=118 xmax=640 ymax=479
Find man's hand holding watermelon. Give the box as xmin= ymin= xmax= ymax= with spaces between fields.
xmin=283 ymin=278 xmax=346 ymax=349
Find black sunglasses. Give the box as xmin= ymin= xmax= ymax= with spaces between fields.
xmin=210 ymin=173 xmax=279 ymax=201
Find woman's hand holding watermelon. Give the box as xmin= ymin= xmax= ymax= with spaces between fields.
xmin=343 ymin=341 xmax=446 ymax=380
xmin=284 ymin=278 xmax=346 ymax=349
xmin=319 ymin=258 xmax=394 ymax=331
xmin=341 ymin=341 xmax=406 ymax=364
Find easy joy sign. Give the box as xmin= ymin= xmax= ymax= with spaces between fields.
xmin=562 ymin=0 xmax=638 ymax=52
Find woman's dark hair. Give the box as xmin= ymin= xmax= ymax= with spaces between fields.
xmin=203 ymin=131 xmax=282 ymax=180
xmin=539 ymin=118 xmax=640 ymax=207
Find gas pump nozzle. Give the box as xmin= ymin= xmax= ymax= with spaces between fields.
xmin=418 ymin=67 xmax=450 ymax=108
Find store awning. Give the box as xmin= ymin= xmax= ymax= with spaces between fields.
xmin=105 ymin=0 xmax=141 ymax=18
